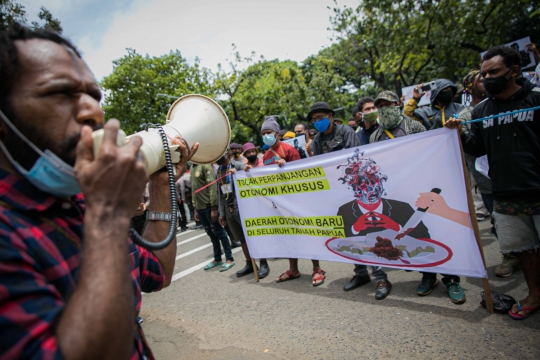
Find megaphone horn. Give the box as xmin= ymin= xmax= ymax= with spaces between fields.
xmin=92 ymin=94 xmax=231 ymax=175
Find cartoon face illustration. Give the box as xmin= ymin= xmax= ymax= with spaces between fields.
xmin=338 ymin=149 xmax=387 ymax=205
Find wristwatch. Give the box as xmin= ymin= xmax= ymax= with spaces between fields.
xmin=146 ymin=211 xmax=176 ymax=221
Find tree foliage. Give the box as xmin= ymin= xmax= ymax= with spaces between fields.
xmin=214 ymin=52 xmax=309 ymax=144
xmin=0 ymin=0 xmax=62 ymax=32
xmin=328 ymin=0 xmax=540 ymax=94
xmin=101 ymin=0 xmax=538 ymax=144
xmin=214 ymin=49 xmax=358 ymax=144
xmin=100 ymin=49 xmax=215 ymax=135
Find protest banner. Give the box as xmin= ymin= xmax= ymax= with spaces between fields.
xmin=401 ymin=84 xmax=432 ymax=107
xmin=234 ymin=128 xmax=488 ymax=279
xmin=481 ymin=36 xmax=536 ymax=69
xmin=283 ymin=136 xmax=310 ymax=159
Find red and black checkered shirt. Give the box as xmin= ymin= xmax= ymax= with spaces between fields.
xmin=0 ymin=169 xmax=164 ymax=359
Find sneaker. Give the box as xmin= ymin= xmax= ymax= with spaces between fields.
xmin=445 ymin=280 xmax=466 ymax=304
xmin=495 ymin=253 xmax=520 ymax=277
xmin=416 ymin=276 xmax=439 ymax=296
xmin=476 ymin=214 xmax=485 ymax=221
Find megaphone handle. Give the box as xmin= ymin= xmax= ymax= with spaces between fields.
xmin=129 ymin=125 xmax=178 ymax=250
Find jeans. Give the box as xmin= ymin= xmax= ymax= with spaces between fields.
xmin=354 ymin=264 xmax=387 ymax=281
xmin=420 ymin=272 xmax=460 ymax=284
xmin=197 ymin=207 xmax=233 ymax=262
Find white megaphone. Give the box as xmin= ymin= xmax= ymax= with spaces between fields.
xmin=92 ymin=94 xmax=231 ymax=175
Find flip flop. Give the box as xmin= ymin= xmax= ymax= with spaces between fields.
xmin=509 ymin=301 xmax=540 ymax=320
xmin=203 ymin=261 xmax=223 ymax=270
xmin=275 ymin=270 xmax=301 ymax=283
xmin=220 ymin=262 xmax=236 ymax=272
xmin=312 ymin=269 xmax=326 ymax=287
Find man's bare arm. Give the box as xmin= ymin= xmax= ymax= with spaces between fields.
xmin=143 ymin=136 xmax=198 ymax=287
xmin=56 ymin=120 xmax=148 ymax=359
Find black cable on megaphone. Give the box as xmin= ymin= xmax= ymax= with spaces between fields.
xmin=129 ymin=124 xmax=178 ymax=250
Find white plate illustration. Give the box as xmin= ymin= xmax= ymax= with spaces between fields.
xmin=326 ymin=229 xmax=452 ymax=267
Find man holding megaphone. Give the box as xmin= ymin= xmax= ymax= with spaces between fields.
xmin=0 ymin=24 xmax=200 ymax=359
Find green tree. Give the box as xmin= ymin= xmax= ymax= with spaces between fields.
xmin=214 ymin=51 xmax=311 ymax=144
xmin=100 ymin=49 xmax=215 ymax=135
xmin=328 ymin=0 xmax=540 ymax=94
xmin=301 ymin=54 xmax=358 ymax=119
xmin=0 ymin=0 xmax=62 ymax=32
xmin=215 ymin=49 xmax=360 ymax=144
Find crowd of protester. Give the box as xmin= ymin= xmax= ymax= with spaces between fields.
xmin=0 ymin=21 xmax=539 ymax=359
xmin=194 ymin=43 xmax=540 ymax=316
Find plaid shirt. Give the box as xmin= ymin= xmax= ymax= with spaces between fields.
xmin=0 ymin=170 xmax=164 ymax=359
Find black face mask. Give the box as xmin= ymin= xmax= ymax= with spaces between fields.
xmin=246 ymin=155 xmax=258 ymax=163
xmin=483 ymin=69 xmax=512 ymax=96
xmin=437 ymin=90 xmax=454 ymax=105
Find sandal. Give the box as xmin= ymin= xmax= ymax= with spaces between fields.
xmin=275 ymin=270 xmax=301 ymax=283
xmin=203 ymin=261 xmax=222 ymax=270
xmin=220 ymin=261 xmax=236 ymax=272
xmin=509 ymin=301 xmax=540 ymax=320
xmin=312 ymin=269 xmax=326 ymax=287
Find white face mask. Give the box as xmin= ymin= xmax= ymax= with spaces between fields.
xmin=0 ymin=109 xmax=81 ymax=197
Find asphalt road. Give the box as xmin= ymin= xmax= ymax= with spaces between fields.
xmin=141 ymin=218 xmax=540 ymax=359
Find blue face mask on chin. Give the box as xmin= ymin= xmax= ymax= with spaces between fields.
xmin=262 ymin=133 xmax=277 ymax=146
xmin=0 ymin=109 xmax=81 ymax=198
xmin=314 ymin=117 xmax=331 ymax=133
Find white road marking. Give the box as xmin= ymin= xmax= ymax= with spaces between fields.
xmin=175 ymin=243 xmax=213 ymax=260
xmin=176 ymin=233 xmax=207 ymax=246
xmin=176 ymin=229 xmax=195 ymax=236
xmin=172 ymin=247 xmax=243 ymax=282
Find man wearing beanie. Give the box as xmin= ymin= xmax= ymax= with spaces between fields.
xmin=257 ymin=116 xmax=328 ymax=286
xmin=260 ymin=116 xmax=300 ymax=166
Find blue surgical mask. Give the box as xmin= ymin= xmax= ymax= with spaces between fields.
xmin=314 ymin=118 xmax=331 ymax=133
xmin=262 ymin=134 xmax=277 ymax=146
xmin=0 ymin=109 xmax=81 ymax=197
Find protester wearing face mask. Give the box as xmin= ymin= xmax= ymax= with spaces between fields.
xmin=370 ymin=91 xmax=467 ymax=304
xmin=404 ymin=79 xmax=465 ymax=130
xmin=309 ymin=101 xmax=359 ymax=155
xmin=217 ymin=151 xmax=269 ymax=279
xmin=236 ymin=142 xmax=269 ymax=278
xmin=459 ymin=70 xmax=496 ymax=236
xmin=0 ymin=23 xmax=198 ymax=359
xmin=243 ymin=142 xmax=263 ymax=169
xmin=255 ymin=116 xmax=327 ymax=286
xmin=369 ymin=91 xmax=426 ymax=143
xmin=355 ymin=96 xmax=380 ymax=145
xmin=228 ymin=142 xmax=245 ymax=169
xmin=460 ymin=69 xmax=521 ymax=279
xmin=447 ymin=45 xmax=540 ymax=319
xmin=260 ymin=116 xmax=300 ymax=167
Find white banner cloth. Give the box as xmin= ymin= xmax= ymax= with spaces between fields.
xmin=234 ymin=129 xmax=487 ymax=278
